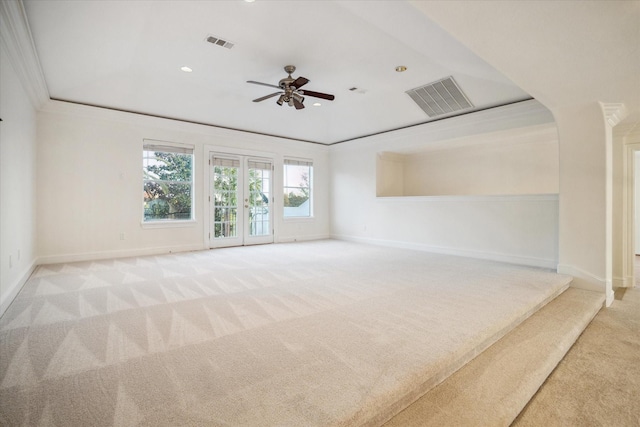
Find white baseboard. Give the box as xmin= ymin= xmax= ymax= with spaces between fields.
xmin=556 ymin=264 xmax=605 ymax=292
xmin=0 ymin=259 xmax=38 ymax=318
xmin=37 ymin=244 xmax=206 ymax=265
xmin=613 ymin=275 xmax=633 ymax=288
xmin=276 ymin=234 xmax=330 ymax=244
xmin=605 ymin=285 xmax=614 ymax=307
xmin=37 ymin=238 xmax=332 ymax=265
xmin=556 ymin=264 xmax=612 ymax=307
xmin=331 ymin=234 xmax=557 ymax=269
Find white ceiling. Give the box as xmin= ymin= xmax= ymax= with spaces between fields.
xmin=23 ymin=0 xmax=531 ymax=145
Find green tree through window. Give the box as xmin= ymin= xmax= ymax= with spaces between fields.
xmin=284 ymin=172 xmax=309 ymax=207
xmin=143 ymin=145 xmax=193 ymax=221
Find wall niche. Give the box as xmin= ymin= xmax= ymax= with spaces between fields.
xmin=376 ymin=124 xmax=559 ymax=197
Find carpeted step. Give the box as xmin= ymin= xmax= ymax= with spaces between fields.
xmin=382 ymin=287 xmax=605 ymax=427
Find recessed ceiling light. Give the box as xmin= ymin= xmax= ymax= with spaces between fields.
xmin=313 ymin=102 xmax=321 ymax=107
xmin=245 ymin=0 xmax=255 ymax=3
xmin=395 ymin=65 xmax=407 ymax=72
xmin=181 ymin=66 xmax=193 ymax=73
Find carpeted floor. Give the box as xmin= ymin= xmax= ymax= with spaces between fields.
xmin=0 ymin=240 xmax=571 ymax=426
xmin=512 ymin=259 xmax=640 ymax=426
xmin=384 ymin=287 xmax=604 ymax=427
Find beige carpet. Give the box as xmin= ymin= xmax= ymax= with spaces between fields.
xmin=383 ymin=287 xmax=604 ymax=427
xmin=0 ymin=240 xmax=571 ymax=426
xmin=512 ymin=264 xmax=640 ymax=426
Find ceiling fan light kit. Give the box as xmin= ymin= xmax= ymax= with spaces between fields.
xmin=248 ymin=65 xmax=335 ymax=110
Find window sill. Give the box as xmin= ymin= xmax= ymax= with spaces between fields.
xmin=141 ymin=220 xmax=197 ymax=229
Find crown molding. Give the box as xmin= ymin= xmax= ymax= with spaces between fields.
xmin=600 ymin=102 xmax=628 ymax=127
xmin=330 ymin=99 xmax=555 ymax=153
xmin=39 ymin=99 xmax=330 ymax=153
xmin=0 ymin=0 xmax=49 ymax=108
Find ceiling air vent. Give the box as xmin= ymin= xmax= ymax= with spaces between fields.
xmin=406 ymin=76 xmax=473 ymax=118
xmin=206 ymin=35 xmax=234 ymax=49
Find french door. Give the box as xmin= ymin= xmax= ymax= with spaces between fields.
xmin=210 ymin=154 xmax=273 ymax=248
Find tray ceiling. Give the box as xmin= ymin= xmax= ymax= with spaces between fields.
xmin=23 ymin=0 xmax=531 ymax=144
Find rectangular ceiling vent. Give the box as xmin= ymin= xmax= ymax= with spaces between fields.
xmin=206 ymin=35 xmax=234 ymax=49
xmin=406 ymin=76 xmax=473 ymax=118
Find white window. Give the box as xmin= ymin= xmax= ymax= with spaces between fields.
xmin=283 ymin=159 xmax=312 ymax=218
xmin=143 ymin=142 xmax=194 ymax=222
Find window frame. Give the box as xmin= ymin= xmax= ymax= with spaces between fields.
xmin=142 ymin=141 xmax=195 ymax=226
xmin=283 ymin=158 xmax=313 ymax=219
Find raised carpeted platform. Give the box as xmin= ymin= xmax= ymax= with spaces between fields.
xmin=384 ymin=287 xmax=604 ymax=426
xmin=0 ymin=240 xmax=572 ymax=426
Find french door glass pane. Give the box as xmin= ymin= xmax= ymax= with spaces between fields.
xmin=248 ymin=166 xmax=270 ymax=236
xmin=213 ymin=166 xmax=239 ymax=238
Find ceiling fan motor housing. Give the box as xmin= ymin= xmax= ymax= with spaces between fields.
xmin=279 ymin=77 xmax=294 ymax=89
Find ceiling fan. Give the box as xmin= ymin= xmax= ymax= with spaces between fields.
xmin=247 ymin=65 xmax=335 ymax=110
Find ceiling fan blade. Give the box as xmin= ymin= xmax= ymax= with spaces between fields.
xmin=291 ymin=77 xmax=309 ymax=89
xmin=300 ymin=90 xmax=335 ymax=101
xmin=293 ymin=98 xmax=305 ymax=110
xmin=247 ymin=80 xmax=281 ymax=90
xmin=253 ymin=92 xmax=281 ymax=102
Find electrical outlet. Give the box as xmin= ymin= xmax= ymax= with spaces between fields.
xmin=9 ymin=255 xmax=12 ymax=269
xmin=119 ymin=232 xmax=125 ymax=241
xmin=17 ymin=249 xmax=21 ymax=261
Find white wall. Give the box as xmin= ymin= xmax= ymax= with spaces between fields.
xmin=555 ymin=104 xmax=611 ymax=299
xmin=612 ymin=127 xmax=627 ymax=288
xmin=0 ymin=42 xmax=38 ymax=315
xmin=401 ymin=126 xmax=558 ymax=196
xmin=413 ymin=1 xmax=640 ymax=305
xmin=330 ymin=100 xmax=560 ymax=269
xmin=36 ymin=101 xmax=330 ymax=264
xmin=376 ymin=152 xmax=406 ymax=197
xmin=635 ymin=152 xmax=640 ymax=255
xmin=616 ymin=131 xmax=640 ymax=289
